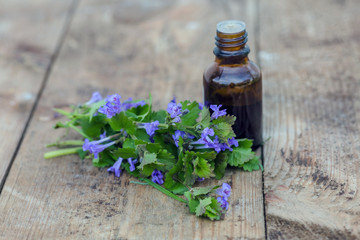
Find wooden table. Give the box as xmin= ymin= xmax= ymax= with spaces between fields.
xmin=1 ymin=0 xmax=359 ymax=239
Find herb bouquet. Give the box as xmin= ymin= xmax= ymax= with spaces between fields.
xmin=45 ymin=92 xmax=262 ymax=220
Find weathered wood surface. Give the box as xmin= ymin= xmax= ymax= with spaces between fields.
xmin=0 ymin=0 xmax=75 ymax=188
xmin=0 ymin=0 xmax=265 ymax=239
xmin=261 ymin=0 xmax=360 ymax=239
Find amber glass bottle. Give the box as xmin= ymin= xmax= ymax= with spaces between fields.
xmin=203 ymin=20 xmax=262 ymax=148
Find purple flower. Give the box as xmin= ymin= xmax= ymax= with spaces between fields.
xmin=201 ymin=127 xmax=214 ymax=139
xmin=217 ymin=196 xmax=229 ymax=210
xmin=85 ymin=91 xmax=102 ymax=105
xmin=198 ymin=102 xmax=204 ymax=110
xmin=127 ymin=158 xmax=138 ymax=172
xmin=216 ymin=182 xmax=231 ymax=199
xmin=98 ymin=94 xmax=146 ymax=119
xmin=98 ymin=101 xmax=120 ymax=118
xmin=220 ymin=137 xmax=239 ymax=152
xmin=172 ymin=130 xmax=195 ymax=147
xmin=122 ymin=98 xmax=146 ymax=110
xmin=151 ymin=169 xmax=164 ymax=185
xmin=83 ymin=137 xmax=116 ymax=159
xmin=108 ymin=157 xmax=123 ymax=177
xmin=167 ymin=98 xmax=182 ymax=122
xmin=196 ymin=177 xmax=205 ymax=182
xmin=143 ymin=121 xmax=160 ymax=138
xmin=228 ymin=137 xmax=239 ymax=147
xmin=210 ymin=104 xmax=227 ymax=119
xmin=106 ymin=94 xmax=122 ymax=104
xmin=100 ymin=131 xmax=107 ymax=139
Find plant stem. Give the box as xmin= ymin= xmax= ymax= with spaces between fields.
xmin=68 ymin=123 xmax=92 ymax=140
xmin=140 ymin=178 xmax=187 ymax=203
xmin=44 ymin=147 xmax=82 ymax=159
xmin=46 ymin=140 xmax=84 ymax=148
xmin=129 ymin=181 xmax=149 ymax=185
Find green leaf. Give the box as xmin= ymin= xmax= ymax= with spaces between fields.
xmin=123 ymin=138 xmax=135 ymax=149
xmin=183 ymin=154 xmax=196 ymax=186
xmin=89 ymin=100 xmax=106 ymax=121
xmin=193 ymin=157 xmax=213 ymax=178
xmin=212 ymin=122 xmax=235 ymax=142
xmin=180 ymin=101 xmax=201 ymax=126
xmin=184 ymin=191 xmax=200 ymax=214
xmin=138 ymin=152 xmax=158 ymax=170
xmin=127 ymin=103 xmax=151 ymax=122
xmin=195 ymin=197 xmax=212 ymax=216
xmin=204 ymin=198 xmax=222 ymax=220
xmin=79 ymin=115 xmax=105 ymax=138
xmin=92 ymin=151 xmax=115 ymax=168
xmin=157 ymin=150 xmax=176 ymax=170
xmin=112 ymin=148 xmax=137 ymax=159
xmin=141 ymin=164 xmax=157 ymax=176
xmin=211 ymin=115 xmax=236 ymax=126
xmin=214 ymin=152 xmax=228 ymax=180
xmin=238 ymin=138 xmax=254 ymax=148
xmin=164 ymin=150 xmax=188 ymax=194
xmin=199 ymin=107 xmax=211 ymax=128
xmin=109 ymin=112 xmax=136 ymax=134
xmin=191 ymin=185 xmax=218 ymax=197
xmin=133 ymin=129 xmax=151 ymax=142
xmin=151 ymin=110 xmax=167 ymax=123
xmin=146 ymin=143 xmax=162 ymax=153
xmin=241 ymin=156 xmax=261 ymax=171
xmin=227 ymin=147 xmax=255 ymax=167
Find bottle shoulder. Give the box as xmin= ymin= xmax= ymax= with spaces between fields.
xmin=204 ymin=60 xmax=261 ymax=86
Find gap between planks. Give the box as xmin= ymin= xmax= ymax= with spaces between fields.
xmin=0 ymin=0 xmax=81 ymax=195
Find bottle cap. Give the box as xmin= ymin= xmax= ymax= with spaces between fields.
xmin=217 ymin=20 xmax=246 ymax=34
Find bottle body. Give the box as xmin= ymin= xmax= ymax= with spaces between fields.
xmin=203 ymin=58 xmax=262 ymax=148
xmin=203 ymin=20 xmax=262 ymax=148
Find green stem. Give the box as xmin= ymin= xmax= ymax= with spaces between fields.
xmin=129 ymin=181 xmax=149 ymax=185
xmin=44 ymin=147 xmax=82 ymax=159
xmin=68 ymin=124 xmax=92 ymax=140
xmin=140 ymin=178 xmax=187 ymax=203
xmin=46 ymin=140 xmax=84 ymax=148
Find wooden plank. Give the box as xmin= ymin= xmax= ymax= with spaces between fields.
xmin=0 ymin=0 xmax=75 ymax=187
xmin=0 ymin=0 xmax=265 ymax=239
xmin=261 ymin=0 xmax=360 ymax=238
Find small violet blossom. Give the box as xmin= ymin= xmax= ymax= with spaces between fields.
xmin=151 ymin=169 xmax=164 ymax=185
xmin=196 ymin=177 xmax=205 ymax=182
xmin=172 ymin=130 xmax=195 ymax=147
xmin=192 ymin=127 xmax=223 ymax=153
xmin=227 ymin=137 xmax=239 ymax=148
xmin=122 ymin=97 xmax=146 ymax=110
xmin=107 ymin=157 xmax=123 ymax=177
xmin=83 ymin=137 xmax=116 ymax=159
xmin=100 ymin=131 xmax=107 ymax=139
xmin=143 ymin=121 xmax=160 ymax=139
xmin=85 ymin=91 xmax=102 ymax=105
xmin=167 ymin=97 xmax=182 ymax=122
xmin=127 ymin=158 xmax=138 ymax=172
xmin=210 ymin=104 xmax=227 ymax=120
xmin=216 ymin=182 xmax=232 ymax=199
xmin=198 ymin=102 xmax=204 ymax=110
xmin=98 ymin=94 xmax=146 ymax=119
xmin=217 ymin=196 xmax=229 ymax=210
xmin=216 ymin=183 xmax=231 ymax=210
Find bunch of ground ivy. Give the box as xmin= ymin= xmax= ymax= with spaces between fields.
xmin=45 ymin=92 xmax=261 ymax=220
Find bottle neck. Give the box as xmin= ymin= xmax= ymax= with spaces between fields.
xmin=213 ymin=23 xmax=250 ymax=63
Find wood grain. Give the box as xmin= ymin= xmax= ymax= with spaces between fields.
xmin=0 ymin=0 xmax=75 ymax=187
xmin=0 ymin=0 xmax=265 ymax=239
xmin=261 ymin=0 xmax=360 ymax=239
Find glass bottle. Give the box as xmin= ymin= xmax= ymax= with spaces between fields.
xmin=203 ymin=20 xmax=262 ymax=148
